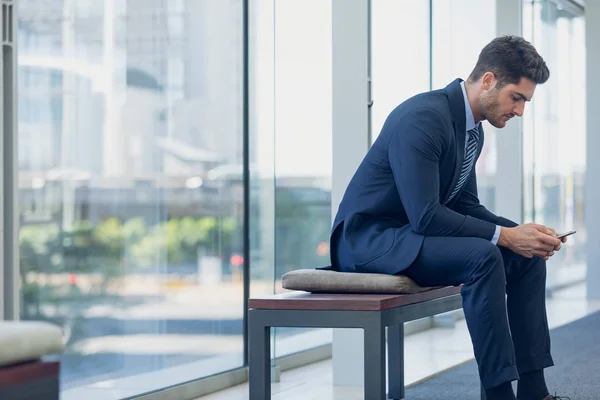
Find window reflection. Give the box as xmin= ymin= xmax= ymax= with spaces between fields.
xmin=523 ymin=0 xmax=586 ymax=287
xmin=18 ymin=0 xmax=245 ymax=394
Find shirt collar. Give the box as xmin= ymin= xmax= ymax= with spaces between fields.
xmin=460 ymin=80 xmax=477 ymax=131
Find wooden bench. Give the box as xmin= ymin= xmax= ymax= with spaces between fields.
xmin=0 ymin=321 xmax=64 ymax=399
xmin=0 ymin=360 xmax=60 ymax=399
xmin=248 ymin=285 xmax=464 ymax=399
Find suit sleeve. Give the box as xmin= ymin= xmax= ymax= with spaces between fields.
xmin=388 ymin=108 xmax=498 ymax=239
xmin=452 ymin=153 xmax=518 ymax=228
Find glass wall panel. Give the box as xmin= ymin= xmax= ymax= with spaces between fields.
xmin=522 ymin=0 xmax=586 ymax=288
xmin=248 ymin=0 xmax=277 ymax=363
xmin=249 ymin=0 xmax=333 ymax=359
xmin=272 ymin=0 xmax=334 ymax=356
xmin=371 ymin=0 xmax=430 ymax=142
xmin=432 ymin=0 xmax=498 ymax=212
xmin=18 ymin=0 xmax=245 ymax=396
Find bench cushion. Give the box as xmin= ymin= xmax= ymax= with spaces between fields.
xmin=282 ymin=269 xmax=433 ymax=294
xmin=0 ymin=321 xmax=64 ymax=367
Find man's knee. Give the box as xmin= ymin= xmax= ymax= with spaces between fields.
xmin=508 ymin=254 xmax=547 ymax=286
xmin=527 ymin=256 xmax=547 ymax=280
xmin=468 ymin=240 xmax=504 ymax=283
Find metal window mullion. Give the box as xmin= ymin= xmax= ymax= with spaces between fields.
xmin=242 ymin=0 xmax=250 ymax=367
xmin=2 ymin=0 xmax=18 ymax=321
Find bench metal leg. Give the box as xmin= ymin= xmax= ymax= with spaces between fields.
xmin=249 ymin=311 xmax=270 ymax=400
xmin=364 ymin=319 xmax=386 ymax=400
xmin=387 ymin=324 xmax=404 ymax=399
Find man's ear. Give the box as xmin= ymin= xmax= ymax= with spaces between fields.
xmin=481 ymin=72 xmax=496 ymax=91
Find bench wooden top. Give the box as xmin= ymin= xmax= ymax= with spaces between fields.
xmin=248 ymin=286 xmax=462 ymax=311
xmin=0 ymin=360 xmax=59 ymax=389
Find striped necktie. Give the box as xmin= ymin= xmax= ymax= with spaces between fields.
xmin=446 ymin=125 xmax=480 ymax=204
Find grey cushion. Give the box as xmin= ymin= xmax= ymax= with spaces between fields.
xmin=281 ymin=269 xmax=433 ymax=294
xmin=0 ymin=321 xmax=64 ymax=367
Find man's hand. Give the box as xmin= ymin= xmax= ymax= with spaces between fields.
xmin=498 ymin=223 xmax=561 ymax=260
xmin=545 ymin=227 xmax=568 ymax=251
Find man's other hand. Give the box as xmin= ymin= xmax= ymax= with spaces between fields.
xmin=498 ymin=223 xmax=562 ymax=260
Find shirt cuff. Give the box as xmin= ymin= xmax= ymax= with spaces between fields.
xmin=491 ymin=225 xmax=501 ymax=245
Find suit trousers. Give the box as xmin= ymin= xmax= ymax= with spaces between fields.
xmin=402 ymin=236 xmax=554 ymax=389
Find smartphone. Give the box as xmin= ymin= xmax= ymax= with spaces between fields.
xmin=556 ymin=230 xmax=576 ymax=239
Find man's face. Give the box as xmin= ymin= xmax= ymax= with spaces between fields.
xmin=479 ymin=75 xmax=536 ymax=128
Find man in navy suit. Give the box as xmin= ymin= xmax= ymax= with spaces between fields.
xmin=330 ymin=36 xmax=569 ymax=400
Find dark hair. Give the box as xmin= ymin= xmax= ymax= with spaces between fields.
xmin=468 ymin=35 xmax=549 ymax=87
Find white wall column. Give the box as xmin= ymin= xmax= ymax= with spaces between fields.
xmin=494 ymin=0 xmax=523 ymax=223
xmin=585 ymin=1 xmax=600 ymax=299
xmin=331 ymin=0 xmax=370 ymax=387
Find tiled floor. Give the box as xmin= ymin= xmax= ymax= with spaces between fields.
xmin=200 ymin=282 xmax=600 ymax=400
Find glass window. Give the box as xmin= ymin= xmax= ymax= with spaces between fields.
xmin=371 ymin=0 xmax=430 ymax=142
xmin=18 ymin=0 xmax=245 ymax=397
xmin=248 ymin=0 xmax=277 ymax=372
xmin=249 ymin=0 xmax=275 ymax=298
xmin=249 ymin=0 xmax=333 ymax=358
xmin=432 ymin=0 xmax=498 ymax=211
xmin=522 ymin=0 xmax=586 ymax=287
xmin=272 ymin=0 xmax=333 ymax=357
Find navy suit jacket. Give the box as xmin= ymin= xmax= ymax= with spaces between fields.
xmin=329 ymin=79 xmax=517 ymax=275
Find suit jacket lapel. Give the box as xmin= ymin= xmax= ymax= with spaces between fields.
xmin=443 ymin=79 xmax=467 ymax=204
